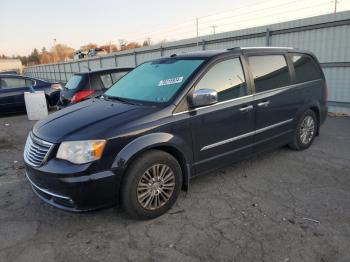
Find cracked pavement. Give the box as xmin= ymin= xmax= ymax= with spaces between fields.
xmin=0 ymin=114 xmax=349 ymax=262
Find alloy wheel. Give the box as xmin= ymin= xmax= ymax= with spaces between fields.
xmin=137 ymin=164 xmax=175 ymax=210
xmin=299 ymin=115 xmax=315 ymax=145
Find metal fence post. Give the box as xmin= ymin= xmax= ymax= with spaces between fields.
xmin=160 ymin=45 xmax=164 ymax=56
xmin=202 ymin=40 xmax=206 ymax=51
xmin=64 ymin=63 xmax=68 ymax=82
xmin=134 ymin=51 xmax=137 ymax=66
xmin=57 ymin=64 xmax=61 ymax=82
xmin=266 ymin=28 xmax=271 ymax=46
xmin=100 ymin=57 xmax=103 ymax=68
xmin=53 ymin=64 xmax=56 ymax=81
xmin=114 ymin=55 xmax=118 ymax=67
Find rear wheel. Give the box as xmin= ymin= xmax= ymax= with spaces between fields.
xmin=289 ymin=109 xmax=317 ymax=150
xmin=121 ymin=150 xmax=182 ymax=219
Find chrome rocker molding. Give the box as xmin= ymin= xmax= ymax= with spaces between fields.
xmin=201 ymin=118 xmax=294 ymax=151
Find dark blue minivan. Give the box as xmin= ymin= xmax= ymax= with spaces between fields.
xmin=24 ymin=47 xmax=327 ymax=219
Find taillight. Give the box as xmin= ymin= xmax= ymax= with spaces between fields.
xmin=51 ymin=83 xmax=62 ymax=90
xmin=71 ymin=90 xmax=95 ymax=103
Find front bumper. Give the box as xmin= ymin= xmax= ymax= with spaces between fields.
xmin=25 ymin=161 xmax=124 ymax=212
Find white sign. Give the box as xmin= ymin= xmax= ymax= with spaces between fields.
xmin=24 ymin=91 xmax=48 ymax=120
xmin=158 ymin=76 xmax=184 ymax=86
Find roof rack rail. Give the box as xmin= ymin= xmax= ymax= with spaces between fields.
xmin=240 ymin=46 xmax=294 ymax=50
xmin=227 ymin=47 xmax=241 ymax=51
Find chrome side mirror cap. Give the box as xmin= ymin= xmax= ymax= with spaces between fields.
xmin=189 ymin=89 xmax=218 ymax=108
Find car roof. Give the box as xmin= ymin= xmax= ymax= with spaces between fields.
xmin=159 ymin=47 xmax=311 ymax=60
xmin=0 ymin=74 xmax=58 ymax=83
xmin=77 ymin=67 xmax=133 ymax=75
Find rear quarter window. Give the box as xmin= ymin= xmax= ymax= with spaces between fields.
xmin=248 ymin=55 xmax=291 ymax=93
xmin=292 ymin=54 xmax=322 ymax=83
xmin=0 ymin=77 xmax=26 ymax=89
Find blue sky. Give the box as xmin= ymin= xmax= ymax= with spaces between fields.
xmin=1 ymin=0 xmax=349 ymax=56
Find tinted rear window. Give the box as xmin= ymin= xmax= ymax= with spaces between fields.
xmin=248 ymin=55 xmax=291 ymax=93
xmin=65 ymin=75 xmax=83 ymax=90
xmin=292 ymin=54 xmax=322 ymax=83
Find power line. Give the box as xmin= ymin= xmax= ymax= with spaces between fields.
xmin=117 ymin=0 xmax=340 ymax=45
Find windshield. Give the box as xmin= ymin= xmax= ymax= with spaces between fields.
xmin=105 ymin=58 xmax=204 ymax=103
xmin=65 ymin=75 xmax=83 ymax=90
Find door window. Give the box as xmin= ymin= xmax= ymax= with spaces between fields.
xmin=292 ymin=54 xmax=322 ymax=83
xmin=0 ymin=78 xmax=26 ymax=89
xmin=194 ymin=58 xmax=247 ymax=102
xmin=248 ymin=55 xmax=291 ymax=93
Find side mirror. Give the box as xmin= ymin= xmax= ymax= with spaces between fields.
xmin=189 ymin=89 xmax=218 ymax=108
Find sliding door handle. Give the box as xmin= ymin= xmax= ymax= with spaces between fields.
xmin=239 ymin=105 xmax=254 ymax=112
xmin=257 ymin=101 xmax=270 ymax=107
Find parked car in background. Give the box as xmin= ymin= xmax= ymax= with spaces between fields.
xmin=57 ymin=67 xmax=132 ymax=108
xmin=87 ymin=48 xmax=107 ymax=57
xmin=0 ymin=58 xmax=23 ymax=74
xmin=73 ymin=50 xmax=88 ymax=60
xmin=24 ymin=47 xmax=327 ymax=219
xmin=0 ymin=74 xmax=61 ymax=114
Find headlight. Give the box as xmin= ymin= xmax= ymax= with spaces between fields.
xmin=56 ymin=140 xmax=106 ymax=164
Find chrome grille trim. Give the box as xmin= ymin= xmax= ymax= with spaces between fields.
xmin=24 ymin=133 xmax=54 ymax=167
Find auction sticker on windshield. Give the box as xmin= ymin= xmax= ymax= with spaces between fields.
xmin=158 ymin=77 xmax=184 ymax=86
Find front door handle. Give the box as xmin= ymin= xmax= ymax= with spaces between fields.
xmin=239 ymin=105 xmax=253 ymax=112
xmin=257 ymin=101 xmax=270 ymax=107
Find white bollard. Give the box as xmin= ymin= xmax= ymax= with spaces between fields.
xmin=24 ymin=91 xmax=48 ymax=120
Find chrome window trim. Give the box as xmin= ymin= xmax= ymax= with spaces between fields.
xmin=172 ymin=94 xmax=254 ymax=116
xmin=173 ymin=78 xmax=321 ymax=116
xmin=200 ymin=118 xmax=294 ymax=151
xmin=26 ymin=172 xmax=71 ymax=200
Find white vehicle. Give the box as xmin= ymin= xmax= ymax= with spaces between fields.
xmin=0 ymin=59 xmax=23 ymax=74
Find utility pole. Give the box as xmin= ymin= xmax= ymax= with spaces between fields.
xmin=53 ymin=38 xmax=57 ymax=62
xmin=196 ymin=17 xmax=199 ymax=47
xmin=332 ymin=0 xmax=339 ymax=13
xmin=210 ymin=25 xmax=218 ymax=35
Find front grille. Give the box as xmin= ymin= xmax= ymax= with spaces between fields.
xmin=24 ymin=133 xmax=53 ymax=167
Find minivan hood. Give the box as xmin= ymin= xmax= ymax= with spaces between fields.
xmin=33 ymin=98 xmax=158 ymax=143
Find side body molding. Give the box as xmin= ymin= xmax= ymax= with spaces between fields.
xmin=112 ymin=132 xmax=192 ymax=189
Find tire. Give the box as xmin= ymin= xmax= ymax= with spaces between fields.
xmin=289 ymin=109 xmax=318 ymax=150
xmin=45 ymin=97 xmax=51 ymax=112
xmin=121 ymin=150 xmax=183 ymax=219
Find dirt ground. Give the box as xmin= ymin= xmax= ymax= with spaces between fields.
xmin=0 ymin=114 xmax=349 ymax=262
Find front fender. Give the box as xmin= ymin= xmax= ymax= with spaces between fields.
xmin=111 ymin=132 xmax=193 ymax=189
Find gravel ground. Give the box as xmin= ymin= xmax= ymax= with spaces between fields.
xmin=0 ymin=114 xmax=349 ymax=262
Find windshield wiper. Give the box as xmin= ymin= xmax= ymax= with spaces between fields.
xmin=102 ymin=95 xmax=136 ymax=105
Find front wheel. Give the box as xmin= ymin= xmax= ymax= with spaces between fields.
xmin=121 ymin=150 xmax=182 ymax=219
xmin=289 ymin=109 xmax=318 ymax=150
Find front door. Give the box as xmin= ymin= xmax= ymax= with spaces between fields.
xmin=190 ymin=57 xmax=255 ymax=175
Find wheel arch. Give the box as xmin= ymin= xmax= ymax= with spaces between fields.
xmin=112 ymin=133 xmax=192 ymax=191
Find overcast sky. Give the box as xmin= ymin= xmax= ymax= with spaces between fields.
xmin=1 ymin=0 xmax=349 ymax=56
